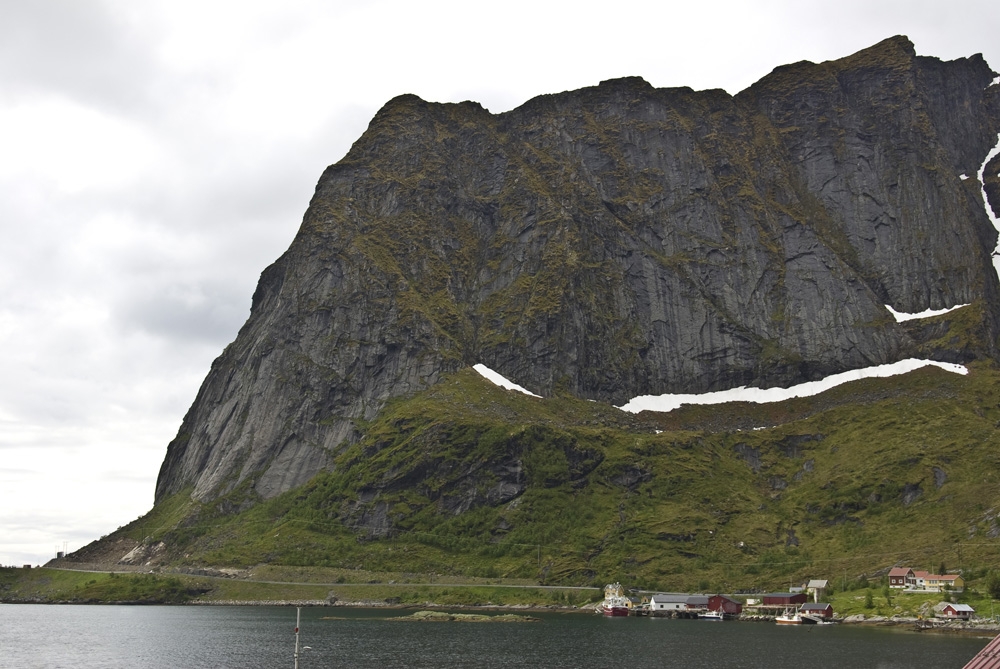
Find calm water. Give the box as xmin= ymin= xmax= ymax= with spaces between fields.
xmin=0 ymin=604 xmax=990 ymax=668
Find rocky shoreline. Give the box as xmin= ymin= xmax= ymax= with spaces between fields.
xmin=838 ymin=614 xmax=1000 ymax=635
xmin=6 ymin=592 xmax=1000 ymax=635
xmin=380 ymin=610 xmax=540 ymax=623
xmin=188 ymin=600 xmax=1000 ymax=634
xmin=189 ymin=598 xmax=584 ymax=613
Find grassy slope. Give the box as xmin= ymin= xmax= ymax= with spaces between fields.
xmin=0 ymin=568 xmax=201 ymax=603
xmin=0 ymin=566 xmax=597 ymax=607
xmin=64 ymin=362 xmax=1000 ymax=597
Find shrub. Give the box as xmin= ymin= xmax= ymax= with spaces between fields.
xmin=985 ymin=571 xmax=1000 ymax=600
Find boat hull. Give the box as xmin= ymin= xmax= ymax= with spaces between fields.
xmin=601 ymin=606 xmax=630 ymax=617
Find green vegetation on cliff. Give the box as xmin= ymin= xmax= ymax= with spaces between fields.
xmin=74 ymin=362 xmax=1000 ymax=594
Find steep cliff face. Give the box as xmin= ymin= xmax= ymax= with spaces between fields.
xmin=155 ymin=36 xmax=1000 ymax=505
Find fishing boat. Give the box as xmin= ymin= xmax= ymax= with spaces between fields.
xmin=775 ymin=608 xmax=802 ymax=625
xmin=598 ymin=582 xmax=630 ymax=616
xmin=700 ymin=609 xmax=725 ymax=621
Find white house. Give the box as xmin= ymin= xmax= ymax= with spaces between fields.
xmin=806 ymin=579 xmax=828 ymax=602
xmin=648 ymin=593 xmax=690 ymax=612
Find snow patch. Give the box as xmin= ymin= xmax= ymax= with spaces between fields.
xmin=885 ymin=304 xmax=969 ymax=322
xmin=473 ymin=364 xmax=542 ymax=397
xmin=960 ymin=173 xmax=969 ymax=180
xmin=978 ymin=133 xmax=1000 ymax=281
xmin=980 ymin=133 xmax=1000 ymax=225
xmin=617 ymin=359 xmax=967 ymax=414
xmin=993 ymin=76 xmax=1000 ymax=87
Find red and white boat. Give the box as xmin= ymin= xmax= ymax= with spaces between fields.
xmin=598 ymin=582 xmax=630 ymax=616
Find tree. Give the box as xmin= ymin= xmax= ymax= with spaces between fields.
xmin=864 ymin=589 xmax=874 ymax=609
xmin=986 ymin=571 xmax=1000 ymax=600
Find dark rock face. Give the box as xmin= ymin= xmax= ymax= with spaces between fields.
xmin=156 ymin=37 xmax=1000 ymax=505
xmin=902 ymin=483 xmax=924 ymax=506
xmin=734 ymin=444 xmax=763 ymax=473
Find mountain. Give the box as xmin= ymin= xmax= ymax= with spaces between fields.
xmin=154 ymin=36 xmax=1000 ymax=509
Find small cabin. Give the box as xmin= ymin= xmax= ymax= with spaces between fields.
xmin=934 ymin=602 xmax=974 ymax=620
xmin=708 ymin=594 xmax=743 ymax=615
xmin=806 ymin=579 xmax=828 ymax=601
xmin=800 ymin=602 xmax=834 ymax=620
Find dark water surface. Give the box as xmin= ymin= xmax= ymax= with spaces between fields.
xmin=0 ymin=604 xmax=990 ymax=668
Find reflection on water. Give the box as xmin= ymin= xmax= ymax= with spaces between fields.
xmin=0 ymin=604 xmax=990 ymax=669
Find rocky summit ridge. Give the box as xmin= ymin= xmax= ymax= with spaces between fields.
xmin=155 ymin=36 xmax=1000 ymax=507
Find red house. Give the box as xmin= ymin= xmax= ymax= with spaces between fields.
xmin=800 ymin=602 xmax=834 ymax=620
xmin=708 ymin=595 xmax=743 ymax=615
xmin=762 ymin=592 xmax=807 ymax=606
xmin=889 ymin=567 xmax=914 ymax=588
xmin=935 ymin=603 xmax=974 ymax=620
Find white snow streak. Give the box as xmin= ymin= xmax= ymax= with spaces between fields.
xmin=616 ymin=358 xmax=967 ymax=414
xmin=885 ymin=304 xmax=969 ymax=322
xmin=473 ymin=364 xmax=542 ymax=397
xmin=978 ymin=132 xmax=1000 ymax=280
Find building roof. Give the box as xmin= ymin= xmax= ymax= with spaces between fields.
xmin=649 ymin=593 xmax=690 ymax=603
xmin=711 ymin=594 xmax=740 ymax=604
xmin=889 ymin=567 xmax=914 ymax=577
xmin=935 ymin=602 xmax=975 ymax=612
xmin=801 ymin=602 xmax=833 ymax=611
xmin=922 ymin=573 xmax=963 ymax=582
xmin=964 ymin=632 xmax=1000 ymax=669
xmin=686 ymin=595 xmax=710 ymax=606
xmin=807 ymin=579 xmax=828 ymax=588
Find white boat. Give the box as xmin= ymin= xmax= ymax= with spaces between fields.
xmin=700 ymin=610 xmax=725 ymax=620
xmin=775 ymin=609 xmax=802 ymax=625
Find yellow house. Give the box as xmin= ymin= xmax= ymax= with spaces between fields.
xmin=920 ymin=572 xmax=964 ymax=592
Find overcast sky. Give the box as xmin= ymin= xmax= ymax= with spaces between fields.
xmin=2 ymin=0 xmax=998 ymax=567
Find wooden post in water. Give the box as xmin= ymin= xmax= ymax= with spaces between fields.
xmin=294 ymin=607 xmax=301 ymax=669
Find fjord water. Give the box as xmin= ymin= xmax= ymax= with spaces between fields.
xmin=0 ymin=604 xmax=989 ymax=668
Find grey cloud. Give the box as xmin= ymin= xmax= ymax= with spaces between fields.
xmin=0 ymin=0 xmax=159 ymax=112
xmin=114 ymin=279 xmax=250 ymax=345
xmin=120 ymin=108 xmax=375 ymax=238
